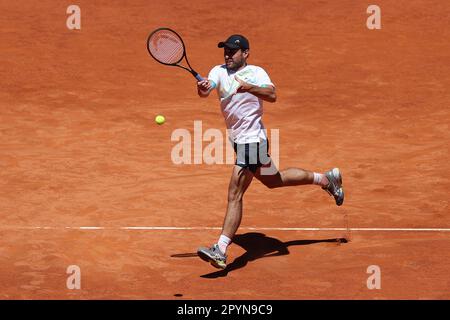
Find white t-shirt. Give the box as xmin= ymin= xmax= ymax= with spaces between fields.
xmin=207 ymin=64 xmax=274 ymax=144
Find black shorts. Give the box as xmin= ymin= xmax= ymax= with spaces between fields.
xmin=233 ymin=139 xmax=271 ymax=173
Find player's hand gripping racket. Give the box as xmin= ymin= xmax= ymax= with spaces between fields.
xmin=147 ymin=27 xmax=204 ymax=81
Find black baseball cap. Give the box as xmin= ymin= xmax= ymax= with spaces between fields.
xmin=218 ymin=35 xmax=250 ymax=50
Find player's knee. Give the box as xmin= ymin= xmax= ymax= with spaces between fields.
xmin=279 ymin=169 xmax=294 ymax=184
xmin=258 ymin=178 xmax=276 ymax=189
xmin=266 ymin=180 xmax=282 ymax=189
xmin=227 ymin=186 xmax=244 ymax=202
xmin=266 ymin=182 xmax=278 ymax=189
xmin=228 ymin=191 xmax=243 ymax=203
xmin=258 ymin=172 xmax=283 ymax=189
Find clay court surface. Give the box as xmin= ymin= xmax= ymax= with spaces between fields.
xmin=1 ymin=0 xmax=449 ymax=299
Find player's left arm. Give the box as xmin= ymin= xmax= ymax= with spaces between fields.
xmin=235 ymin=76 xmax=277 ymax=102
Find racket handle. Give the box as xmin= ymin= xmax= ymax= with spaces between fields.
xmin=192 ymin=71 xmax=216 ymax=89
xmin=191 ymin=70 xmax=204 ymax=81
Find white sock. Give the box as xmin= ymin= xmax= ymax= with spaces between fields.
xmin=313 ymin=172 xmax=324 ymax=185
xmin=217 ymin=234 xmax=232 ymax=254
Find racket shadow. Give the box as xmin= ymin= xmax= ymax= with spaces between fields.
xmin=200 ymin=232 xmax=348 ymax=279
xmin=171 ymin=253 xmax=199 ymax=258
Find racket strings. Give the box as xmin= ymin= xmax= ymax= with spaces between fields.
xmin=148 ymin=30 xmax=184 ymax=64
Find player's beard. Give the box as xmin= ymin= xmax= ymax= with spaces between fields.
xmin=226 ymin=58 xmax=246 ymax=71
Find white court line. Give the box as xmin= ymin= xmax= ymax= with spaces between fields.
xmin=121 ymin=227 xmax=450 ymax=232
xmin=8 ymin=226 xmax=450 ymax=232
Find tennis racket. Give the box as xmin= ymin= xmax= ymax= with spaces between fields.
xmin=147 ymin=27 xmax=204 ymax=81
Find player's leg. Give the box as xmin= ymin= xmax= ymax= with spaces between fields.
xmin=221 ymin=165 xmax=254 ymax=239
xmin=254 ymin=164 xmax=318 ymax=188
xmin=255 ymin=161 xmax=333 ymax=187
xmin=254 ymin=162 xmax=344 ymax=205
xmin=197 ymin=165 xmax=254 ymax=269
xmin=254 ymin=140 xmax=344 ymax=205
xmin=253 ymin=139 xmax=325 ymax=188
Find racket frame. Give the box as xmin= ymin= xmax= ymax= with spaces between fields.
xmin=146 ymin=27 xmax=204 ymax=81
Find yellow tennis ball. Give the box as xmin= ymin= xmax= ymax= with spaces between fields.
xmin=155 ymin=115 xmax=165 ymax=125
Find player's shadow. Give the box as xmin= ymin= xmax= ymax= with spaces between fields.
xmin=171 ymin=233 xmax=348 ymax=278
xmin=197 ymin=232 xmax=347 ymax=279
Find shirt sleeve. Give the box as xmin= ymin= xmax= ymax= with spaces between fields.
xmin=208 ymin=65 xmax=221 ymax=89
xmin=256 ymin=67 xmax=275 ymax=88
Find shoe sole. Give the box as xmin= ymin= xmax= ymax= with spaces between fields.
xmin=328 ymin=168 xmax=344 ymax=206
xmin=197 ymin=251 xmax=226 ymax=269
xmin=334 ymin=168 xmax=344 ymax=206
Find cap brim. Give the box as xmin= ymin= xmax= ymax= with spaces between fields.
xmin=218 ymin=42 xmax=240 ymax=49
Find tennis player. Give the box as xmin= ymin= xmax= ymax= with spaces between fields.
xmin=196 ymin=35 xmax=344 ymax=269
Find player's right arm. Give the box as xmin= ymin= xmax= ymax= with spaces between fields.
xmin=197 ymin=80 xmax=214 ymax=98
xmin=198 ymin=66 xmax=220 ymax=98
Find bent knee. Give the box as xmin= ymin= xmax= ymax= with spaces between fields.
xmin=227 ymin=185 xmax=245 ymax=202
xmin=257 ymin=171 xmax=283 ymax=189
xmin=258 ymin=179 xmax=278 ymax=189
xmin=228 ymin=192 xmax=244 ymax=203
xmin=264 ymin=181 xmax=282 ymax=189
